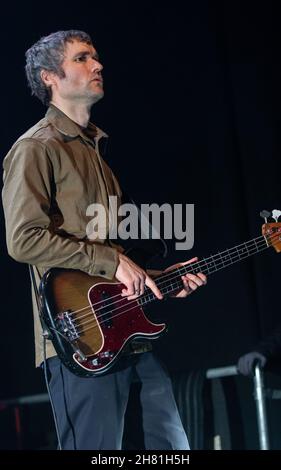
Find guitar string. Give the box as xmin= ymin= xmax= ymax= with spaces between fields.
xmin=68 ymin=233 xmax=275 ymax=329
xmin=62 ymin=232 xmax=279 ymax=335
xmin=75 ymin=241 xmax=273 ymax=336
xmin=68 ymin=232 xmax=271 ymax=320
xmin=68 ymin=232 xmax=274 ymax=324
xmin=73 ymin=238 xmax=272 ymax=332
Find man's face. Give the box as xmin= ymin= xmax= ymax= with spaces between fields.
xmin=50 ymin=39 xmax=104 ymax=105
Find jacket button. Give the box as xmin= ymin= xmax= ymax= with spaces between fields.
xmin=99 ymin=270 xmax=106 ymax=275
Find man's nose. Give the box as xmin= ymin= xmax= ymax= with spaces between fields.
xmin=91 ymin=58 xmax=103 ymax=72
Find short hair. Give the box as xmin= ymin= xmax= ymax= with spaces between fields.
xmin=25 ymin=30 xmax=92 ymax=105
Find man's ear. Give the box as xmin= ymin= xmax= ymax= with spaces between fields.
xmin=40 ymin=69 xmax=56 ymax=88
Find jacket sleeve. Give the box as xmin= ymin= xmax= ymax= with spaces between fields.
xmin=256 ymin=324 xmax=281 ymax=360
xmin=2 ymin=139 xmax=119 ymax=279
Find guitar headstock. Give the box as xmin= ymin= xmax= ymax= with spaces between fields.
xmin=261 ymin=209 xmax=281 ymax=253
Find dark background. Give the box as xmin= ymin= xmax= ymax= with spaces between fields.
xmin=1 ymin=0 xmax=281 ymax=449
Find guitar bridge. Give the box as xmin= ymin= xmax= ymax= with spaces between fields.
xmin=55 ymin=310 xmax=80 ymax=341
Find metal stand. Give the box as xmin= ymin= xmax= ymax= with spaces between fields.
xmin=206 ymin=363 xmax=270 ymax=449
xmin=253 ymin=363 xmax=269 ymax=449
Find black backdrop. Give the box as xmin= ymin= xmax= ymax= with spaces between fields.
xmin=1 ymin=0 xmax=281 ymax=447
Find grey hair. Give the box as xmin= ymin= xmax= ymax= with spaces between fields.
xmin=25 ymin=30 xmax=93 ymax=105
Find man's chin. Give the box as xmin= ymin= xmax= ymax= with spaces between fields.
xmin=90 ymin=90 xmax=104 ymax=104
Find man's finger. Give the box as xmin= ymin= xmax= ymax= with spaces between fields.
xmin=145 ymin=276 xmax=163 ymax=300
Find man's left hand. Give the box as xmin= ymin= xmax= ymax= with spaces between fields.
xmin=164 ymin=257 xmax=207 ymax=298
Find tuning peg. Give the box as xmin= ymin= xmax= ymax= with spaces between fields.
xmin=260 ymin=210 xmax=272 ymax=223
xmin=272 ymin=209 xmax=281 ymax=222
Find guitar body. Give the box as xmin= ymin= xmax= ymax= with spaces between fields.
xmin=39 ymin=268 xmax=166 ymax=377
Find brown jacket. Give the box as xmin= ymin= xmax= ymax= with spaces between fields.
xmin=2 ymin=105 xmax=123 ymax=365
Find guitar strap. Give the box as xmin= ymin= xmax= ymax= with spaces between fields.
xmin=28 ymin=264 xmax=51 ymax=339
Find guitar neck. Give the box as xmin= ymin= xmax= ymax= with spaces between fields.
xmin=139 ymin=233 xmax=270 ymax=306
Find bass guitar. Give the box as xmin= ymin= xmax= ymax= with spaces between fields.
xmin=39 ymin=214 xmax=281 ymax=377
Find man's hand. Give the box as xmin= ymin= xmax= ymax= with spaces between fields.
xmin=164 ymin=257 xmax=207 ymax=298
xmin=116 ymin=253 xmax=163 ymax=300
xmin=237 ymin=351 xmax=267 ymax=376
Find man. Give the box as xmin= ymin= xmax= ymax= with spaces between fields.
xmin=2 ymin=30 xmax=206 ymax=450
xmin=237 ymin=324 xmax=281 ymax=376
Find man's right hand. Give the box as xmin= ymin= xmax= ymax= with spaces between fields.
xmin=237 ymin=351 xmax=267 ymax=376
xmin=115 ymin=253 xmax=163 ymax=300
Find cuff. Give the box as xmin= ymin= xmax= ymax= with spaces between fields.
xmin=88 ymin=244 xmax=119 ymax=279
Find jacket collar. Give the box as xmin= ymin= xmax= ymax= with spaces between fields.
xmin=45 ymin=104 xmax=108 ymax=145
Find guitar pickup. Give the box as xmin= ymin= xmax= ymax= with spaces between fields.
xmin=101 ymin=291 xmax=113 ymax=328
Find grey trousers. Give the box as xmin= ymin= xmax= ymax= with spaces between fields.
xmin=47 ymin=352 xmax=189 ymax=450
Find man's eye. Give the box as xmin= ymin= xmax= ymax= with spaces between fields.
xmin=75 ymin=56 xmax=86 ymax=62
